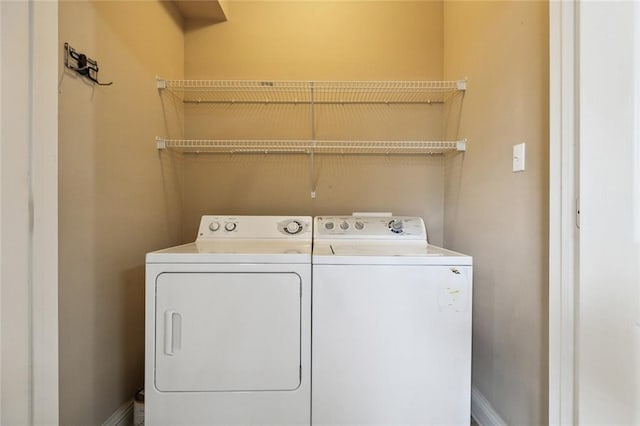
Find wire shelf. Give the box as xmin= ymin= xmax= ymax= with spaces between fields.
xmin=157 ymin=78 xmax=466 ymax=105
xmin=156 ymin=138 xmax=467 ymax=155
xmin=314 ymin=140 xmax=465 ymax=155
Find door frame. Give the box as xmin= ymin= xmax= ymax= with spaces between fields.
xmin=549 ymin=1 xmax=578 ymax=425
xmin=0 ymin=1 xmax=59 ymax=423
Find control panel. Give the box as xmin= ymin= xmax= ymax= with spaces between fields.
xmin=197 ymin=216 xmax=312 ymax=240
xmin=314 ymin=216 xmax=427 ymax=241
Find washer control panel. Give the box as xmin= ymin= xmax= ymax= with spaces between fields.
xmin=197 ymin=216 xmax=312 ymax=240
xmin=315 ymin=216 xmax=427 ymax=241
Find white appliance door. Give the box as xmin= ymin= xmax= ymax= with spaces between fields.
xmin=155 ymin=272 xmax=301 ymax=392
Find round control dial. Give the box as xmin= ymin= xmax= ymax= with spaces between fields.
xmin=354 ymin=221 xmax=365 ymax=230
xmin=209 ymin=221 xmax=220 ymax=232
xmin=224 ymin=222 xmax=237 ymax=232
xmin=284 ymin=220 xmax=303 ymax=235
xmin=388 ymin=219 xmax=404 ymax=234
xmin=340 ymin=221 xmax=350 ymax=230
xmin=324 ymin=222 xmax=335 ymax=230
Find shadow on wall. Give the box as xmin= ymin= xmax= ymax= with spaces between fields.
xmin=123 ymin=265 xmax=146 ymax=400
xmin=158 ymin=147 xmax=185 ymax=244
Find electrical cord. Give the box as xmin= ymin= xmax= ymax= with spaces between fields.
xmin=69 ymin=64 xmax=113 ymax=85
xmin=87 ymin=75 xmax=113 ymax=86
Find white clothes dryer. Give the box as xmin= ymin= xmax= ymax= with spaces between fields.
xmin=145 ymin=215 xmax=312 ymax=425
xmin=312 ymin=215 xmax=472 ymax=425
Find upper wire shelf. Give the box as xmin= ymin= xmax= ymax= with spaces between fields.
xmin=156 ymin=78 xmax=466 ymax=105
xmin=156 ymin=138 xmax=467 ymax=155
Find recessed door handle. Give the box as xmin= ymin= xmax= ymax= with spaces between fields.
xmin=164 ymin=310 xmax=182 ymax=355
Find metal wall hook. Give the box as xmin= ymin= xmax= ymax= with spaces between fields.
xmin=64 ymin=42 xmax=113 ymax=86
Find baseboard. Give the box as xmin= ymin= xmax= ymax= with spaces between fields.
xmin=103 ymin=391 xmax=500 ymax=426
xmin=471 ymin=386 xmax=507 ymax=426
xmin=102 ymin=399 xmax=134 ymax=426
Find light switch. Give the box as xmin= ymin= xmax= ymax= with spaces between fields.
xmin=513 ymin=143 xmax=525 ymax=172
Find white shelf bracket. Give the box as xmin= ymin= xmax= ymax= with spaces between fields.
xmin=156 ymin=77 xmax=167 ymax=90
xmin=456 ymin=139 xmax=467 ymax=152
xmin=456 ymin=79 xmax=467 ymax=91
xmin=156 ymin=137 xmax=167 ymax=150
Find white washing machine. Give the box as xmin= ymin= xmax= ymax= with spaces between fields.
xmin=145 ymin=215 xmax=312 ymax=425
xmin=312 ymin=215 xmax=473 ymax=425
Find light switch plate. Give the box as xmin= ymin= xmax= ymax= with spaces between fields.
xmin=513 ymin=143 xmax=526 ymax=172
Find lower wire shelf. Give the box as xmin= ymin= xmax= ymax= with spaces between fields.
xmin=155 ymin=138 xmax=467 ymax=155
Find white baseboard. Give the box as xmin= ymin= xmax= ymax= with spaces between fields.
xmin=102 ymin=399 xmax=134 ymax=426
xmin=471 ymin=385 xmax=507 ymax=426
xmin=103 ymin=390 xmax=500 ymax=426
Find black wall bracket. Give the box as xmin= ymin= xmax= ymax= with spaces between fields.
xmin=64 ymin=42 xmax=112 ymax=86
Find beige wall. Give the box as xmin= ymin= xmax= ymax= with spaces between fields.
xmin=58 ymin=1 xmax=184 ymax=423
xmin=180 ymin=1 xmax=449 ymax=244
xmin=185 ymin=1 xmax=443 ymax=81
xmin=443 ymin=1 xmax=549 ymax=424
xmin=56 ymin=1 xmax=550 ymax=423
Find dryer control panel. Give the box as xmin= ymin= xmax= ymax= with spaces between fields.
xmin=197 ymin=216 xmax=312 ymax=240
xmin=315 ymin=216 xmax=427 ymax=241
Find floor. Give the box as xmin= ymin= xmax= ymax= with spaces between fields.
xmin=128 ymin=405 xmax=481 ymax=425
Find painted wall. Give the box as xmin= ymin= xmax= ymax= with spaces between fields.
xmin=56 ymin=1 xmax=551 ymax=423
xmin=443 ymin=1 xmax=549 ymax=424
xmin=179 ymin=1 xmax=449 ymax=244
xmin=58 ymin=1 xmax=184 ymax=423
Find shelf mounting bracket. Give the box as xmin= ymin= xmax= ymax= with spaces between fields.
xmin=156 ymin=77 xmax=167 ymax=90
xmin=156 ymin=137 xmax=167 ymax=150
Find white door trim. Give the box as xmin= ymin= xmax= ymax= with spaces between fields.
xmin=0 ymin=1 xmax=4 ymax=419
xmin=549 ymin=1 xmax=578 ymax=424
xmin=0 ymin=1 xmax=59 ymax=423
xmin=31 ymin=1 xmax=59 ymax=423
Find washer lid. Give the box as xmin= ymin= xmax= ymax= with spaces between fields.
xmin=312 ymin=241 xmax=471 ymax=266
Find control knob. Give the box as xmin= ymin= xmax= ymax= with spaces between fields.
xmin=340 ymin=221 xmax=350 ymax=230
xmin=324 ymin=222 xmax=335 ymax=230
xmin=354 ymin=221 xmax=365 ymax=230
xmin=209 ymin=221 xmax=220 ymax=232
xmin=224 ymin=222 xmax=237 ymax=232
xmin=389 ymin=219 xmax=404 ymax=234
xmin=284 ymin=220 xmax=302 ymax=235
